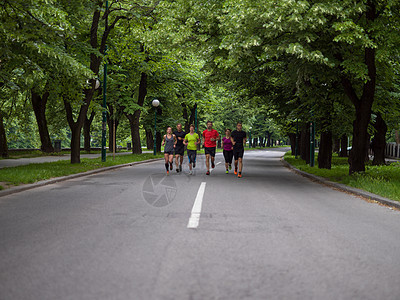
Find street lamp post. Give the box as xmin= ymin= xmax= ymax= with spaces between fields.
xmin=295 ymin=120 xmax=299 ymax=159
xmin=152 ymin=99 xmax=160 ymax=155
xmin=194 ymin=104 xmax=197 ymax=133
xmin=249 ymin=127 xmax=252 ymax=148
xmin=310 ymin=119 xmax=315 ymax=167
xmin=101 ymin=0 xmax=109 ymax=163
xmin=101 ymin=48 xmax=108 ymax=162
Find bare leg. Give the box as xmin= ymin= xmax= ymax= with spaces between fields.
xmin=238 ymin=157 xmax=243 ymax=173
xmin=175 ymin=154 xmax=180 ymax=169
xmin=206 ymin=154 xmax=210 ymax=171
xmin=164 ymin=153 xmax=169 ymax=172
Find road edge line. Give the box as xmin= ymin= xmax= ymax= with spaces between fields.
xmin=281 ymin=158 xmax=400 ymax=211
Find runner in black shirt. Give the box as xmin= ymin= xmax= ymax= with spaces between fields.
xmin=231 ymin=122 xmax=247 ymax=178
xmin=173 ymin=123 xmax=186 ymax=173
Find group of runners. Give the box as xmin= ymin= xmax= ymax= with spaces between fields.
xmin=161 ymin=121 xmax=247 ymax=178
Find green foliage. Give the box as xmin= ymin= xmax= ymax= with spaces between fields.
xmin=2 ymin=0 xmax=400 ymax=164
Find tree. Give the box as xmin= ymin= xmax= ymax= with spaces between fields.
xmin=168 ymin=0 xmax=400 ymax=173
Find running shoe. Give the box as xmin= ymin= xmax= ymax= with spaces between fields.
xmin=170 ymin=163 xmax=173 ymax=170
xmin=234 ymin=169 xmax=238 ymax=175
xmin=189 ymin=170 xmax=193 ymax=175
xmin=176 ymin=168 xmax=179 ymax=173
xmin=211 ymin=162 xmax=215 ymax=168
xmin=229 ymin=164 xmax=232 ymax=170
xmin=206 ymin=170 xmax=210 ymax=175
xmin=238 ymin=173 xmax=242 ymax=178
xmin=226 ymin=170 xmax=229 ymax=174
xmin=193 ymin=162 xmax=196 ymax=168
xmin=167 ymin=170 xmax=169 ymax=175
xmin=179 ymin=165 xmax=182 ymax=172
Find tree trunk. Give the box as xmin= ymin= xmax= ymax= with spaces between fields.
xmin=64 ymin=99 xmax=87 ymax=164
xmin=0 ymin=111 xmax=8 ymax=158
xmin=70 ymin=125 xmax=82 ymax=164
xmin=318 ymin=130 xmax=333 ymax=169
xmin=181 ymin=102 xmax=196 ymax=133
xmin=288 ymin=133 xmax=296 ymax=154
xmin=31 ymin=90 xmax=54 ymax=153
xmin=342 ymin=2 xmax=376 ymax=174
xmin=266 ymin=132 xmax=272 ymax=147
xmin=126 ymin=111 xmax=142 ymax=154
xmin=65 ymin=7 xmax=105 ymax=163
xmin=83 ymin=111 xmax=95 ymax=152
xmin=182 ymin=101 xmax=189 ymax=132
xmin=300 ymin=124 xmax=310 ymax=164
xmin=124 ymin=72 xmax=147 ymax=154
xmin=333 ymin=138 xmax=340 ymax=153
xmin=109 ymin=119 xmax=119 ymax=153
xmin=146 ymin=128 xmax=153 ymax=150
xmin=190 ymin=104 xmax=196 ymax=130
xmin=339 ymin=135 xmax=348 ymax=157
xmin=371 ymin=112 xmax=387 ymax=165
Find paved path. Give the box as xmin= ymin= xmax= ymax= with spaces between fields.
xmin=0 ymin=151 xmax=151 ymax=169
xmin=1 ymin=149 xmax=399 ymax=300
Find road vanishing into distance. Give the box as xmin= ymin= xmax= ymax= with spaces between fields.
xmin=1 ymin=148 xmax=400 ymax=300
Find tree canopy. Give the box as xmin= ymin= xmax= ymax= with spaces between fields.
xmin=1 ymin=0 xmax=400 ymax=173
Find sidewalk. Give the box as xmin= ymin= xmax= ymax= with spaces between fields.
xmin=0 ymin=151 xmax=152 ymax=169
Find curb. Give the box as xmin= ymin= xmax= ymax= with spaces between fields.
xmin=281 ymin=158 xmax=400 ymax=210
xmin=0 ymin=158 xmax=163 ymax=198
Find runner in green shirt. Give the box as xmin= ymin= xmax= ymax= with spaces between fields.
xmin=184 ymin=124 xmax=200 ymax=175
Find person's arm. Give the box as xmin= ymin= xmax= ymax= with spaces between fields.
xmin=161 ymin=135 xmax=166 ymax=146
xmin=230 ymin=136 xmax=236 ymax=146
xmin=173 ymin=134 xmax=177 ymax=147
xmin=222 ymin=138 xmax=225 ymax=148
xmin=183 ymin=135 xmax=188 ymax=146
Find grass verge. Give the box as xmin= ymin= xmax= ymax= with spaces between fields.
xmin=284 ymin=152 xmax=400 ymax=202
xmin=0 ymin=153 xmax=163 ymax=189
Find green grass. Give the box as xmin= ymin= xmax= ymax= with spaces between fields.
xmin=284 ymin=152 xmax=400 ymax=202
xmin=2 ymin=149 xmax=132 ymax=159
xmin=0 ymin=153 xmax=163 ymax=189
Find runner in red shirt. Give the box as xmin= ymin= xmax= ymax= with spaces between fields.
xmin=202 ymin=120 xmax=220 ymax=175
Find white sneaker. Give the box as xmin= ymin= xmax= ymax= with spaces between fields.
xmin=188 ymin=170 xmax=193 ymax=175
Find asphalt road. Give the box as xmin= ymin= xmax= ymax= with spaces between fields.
xmin=1 ymin=149 xmax=400 ymax=300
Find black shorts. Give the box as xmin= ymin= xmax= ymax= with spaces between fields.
xmin=164 ymin=151 xmax=174 ymax=155
xmin=187 ymin=149 xmax=197 ymax=164
xmin=223 ymin=150 xmax=233 ymax=164
xmin=204 ymin=147 xmax=216 ymax=157
xmin=233 ymin=148 xmax=244 ymax=160
xmin=174 ymin=147 xmax=184 ymax=156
